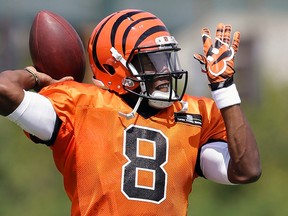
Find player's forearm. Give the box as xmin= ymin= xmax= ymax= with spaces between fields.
xmin=0 ymin=69 xmax=36 ymax=116
xmin=220 ymin=105 xmax=261 ymax=184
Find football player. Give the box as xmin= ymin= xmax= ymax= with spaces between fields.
xmin=0 ymin=9 xmax=261 ymax=216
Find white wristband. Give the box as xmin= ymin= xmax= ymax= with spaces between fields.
xmin=211 ymin=84 xmax=241 ymax=109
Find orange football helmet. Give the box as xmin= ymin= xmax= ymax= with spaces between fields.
xmin=88 ymin=9 xmax=187 ymax=110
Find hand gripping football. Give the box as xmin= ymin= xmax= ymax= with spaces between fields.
xmin=29 ymin=10 xmax=86 ymax=82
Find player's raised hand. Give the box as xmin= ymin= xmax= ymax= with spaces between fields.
xmin=194 ymin=23 xmax=240 ymax=91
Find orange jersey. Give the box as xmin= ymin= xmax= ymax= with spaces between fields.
xmin=38 ymin=81 xmax=227 ymax=216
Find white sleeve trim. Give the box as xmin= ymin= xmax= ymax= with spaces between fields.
xmin=6 ymin=90 xmax=57 ymax=141
xmin=200 ymin=141 xmax=236 ymax=185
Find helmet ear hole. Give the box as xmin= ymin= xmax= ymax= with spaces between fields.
xmin=103 ymin=64 xmax=115 ymax=75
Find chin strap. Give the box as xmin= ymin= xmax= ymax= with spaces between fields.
xmin=118 ymin=97 xmax=143 ymax=120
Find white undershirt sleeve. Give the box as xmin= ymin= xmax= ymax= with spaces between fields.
xmin=6 ymin=90 xmax=57 ymax=141
xmin=200 ymin=141 xmax=236 ymax=185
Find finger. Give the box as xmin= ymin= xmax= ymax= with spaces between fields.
xmin=193 ymin=54 xmax=206 ymax=64
xmin=57 ymin=76 xmax=74 ymax=82
xmin=215 ymin=23 xmax=225 ymax=44
xmin=201 ymin=28 xmax=213 ymax=56
xmin=223 ymin=24 xmax=232 ymax=44
xmin=48 ymin=76 xmax=74 ymax=86
xmin=193 ymin=54 xmax=207 ymax=73
xmin=231 ymin=31 xmax=240 ymax=54
xmin=201 ymin=28 xmax=210 ymax=37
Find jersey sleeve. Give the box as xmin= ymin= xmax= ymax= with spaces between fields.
xmin=40 ymin=82 xmax=76 ymax=121
xmin=38 ymin=81 xmax=78 ymax=172
xmin=189 ymin=96 xmax=228 ymax=180
xmin=198 ymin=97 xmax=227 ymax=145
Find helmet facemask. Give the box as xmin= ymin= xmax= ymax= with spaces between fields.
xmin=124 ymin=44 xmax=188 ymax=109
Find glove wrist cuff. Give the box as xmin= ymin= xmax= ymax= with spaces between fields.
xmin=209 ymin=76 xmax=234 ymax=91
xmin=211 ymin=84 xmax=241 ymax=109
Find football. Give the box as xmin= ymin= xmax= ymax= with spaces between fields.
xmin=29 ymin=10 xmax=86 ymax=82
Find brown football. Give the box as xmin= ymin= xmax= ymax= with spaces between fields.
xmin=29 ymin=10 xmax=86 ymax=82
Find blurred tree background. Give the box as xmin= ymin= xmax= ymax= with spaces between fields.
xmin=1 ymin=0 xmax=288 ymax=215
